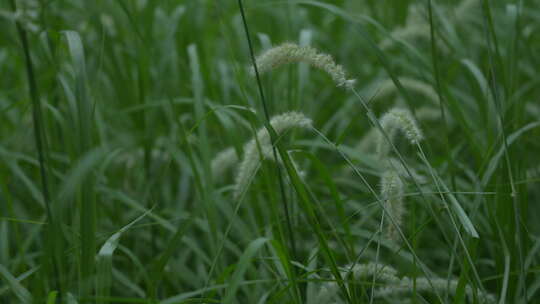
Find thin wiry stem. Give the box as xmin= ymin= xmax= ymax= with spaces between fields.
xmin=234 ymin=112 xmax=311 ymax=198
xmin=9 ymin=0 xmax=62 ymax=298
xmin=416 ymin=143 xmax=488 ymax=299
xmin=370 ymin=211 xmax=386 ymax=304
xmin=236 ymin=0 xmax=301 ymax=301
xmin=347 ymin=88 xmax=446 ymax=303
xmin=480 ymin=0 xmax=527 ymax=299
xmin=310 ymin=126 xmax=445 ymax=303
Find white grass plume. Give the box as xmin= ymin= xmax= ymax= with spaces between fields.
xmin=357 ymin=106 xmax=439 ymax=154
xmin=253 ymin=43 xmax=356 ymax=89
xmin=316 ymin=262 xmax=496 ymax=303
xmin=214 ymin=146 xmax=305 ymax=183
xmin=314 ymin=281 xmax=339 ymax=304
xmin=374 ymin=276 xmax=496 ymax=303
xmin=233 ymin=112 xmax=312 ymax=199
xmin=380 ymin=170 xmax=405 ymax=241
xmin=350 ymin=262 xmax=400 ymax=283
xmin=211 ymin=147 xmax=239 ymax=179
xmin=315 ymin=262 xmax=400 ymax=302
xmin=376 ymin=108 xmax=424 ymax=158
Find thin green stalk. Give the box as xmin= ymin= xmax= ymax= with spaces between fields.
xmin=481 ymin=0 xmax=527 ymax=299
xmin=62 ymin=30 xmax=96 ymax=299
xmin=427 ymin=3 xmax=463 ymax=302
xmin=426 ymin=0 xmax=453 ymax=184
xmin=311 ymin=127 xmax=445 ymax=304
xmin=236 ymin=0 xmax=302 ymax=302
xmin=416 ymin=144 xmax=487 ymax=296
xmin=9 ymin=0 xmax=63 ymax=299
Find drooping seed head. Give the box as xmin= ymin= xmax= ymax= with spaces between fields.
xmin=211 ymin=147 xmax=239 ymax=179
xmin=374 ymin=275 xmax=496 ymax=303
xmin=380 ymin=170 xmax=405 ymax=241
xmin=350 ymin=262 xmax=400 ymax=283
xmin=233 ymin=112 xmax=312 ymax=199
xmin=376 ymin=108 xmax=424 ymax=158
xmin=253 ymin=43 xmax=356 ymax=89
xmin=315 ymin=262 xmax=400 ymax=303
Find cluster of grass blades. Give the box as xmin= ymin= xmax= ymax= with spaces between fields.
xmin=1 ymin=0 xmax=539 ymax=303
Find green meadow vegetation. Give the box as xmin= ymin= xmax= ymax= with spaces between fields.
xmin=1 ymin=0 xmax=540 ymax=303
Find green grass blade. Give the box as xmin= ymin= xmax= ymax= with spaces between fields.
xmin=0 ymin=264 xmax=33 ymax=303
xmin=96 ymin=209 xmax=153 ymax=303
xmin=62 ymin=29 xmax=96 ymax=297
xmin=223 ymin=238 xmax=268 ymax=304
xmin=47 ymin=291 xmax=58 ymax=304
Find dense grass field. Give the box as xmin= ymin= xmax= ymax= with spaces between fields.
xmin=1 ymin=0 xmax=540 ymax=303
